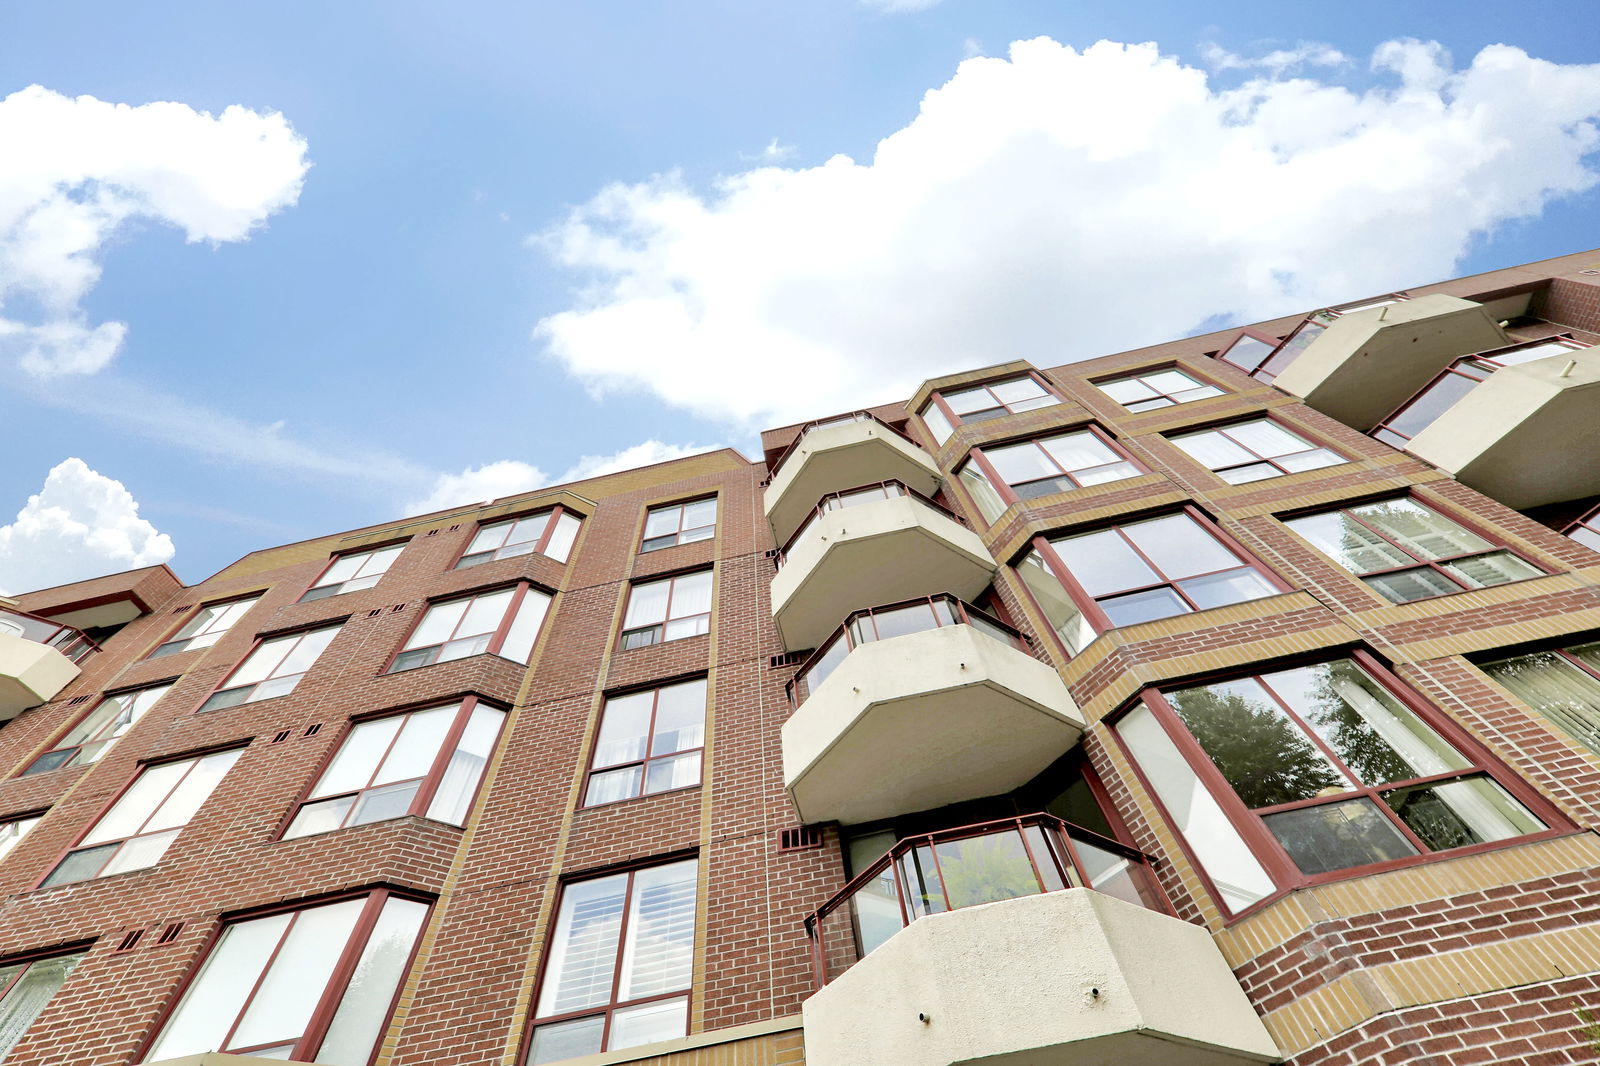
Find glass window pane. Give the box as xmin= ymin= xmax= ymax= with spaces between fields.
xmin=624 ymin=581 xmax=672 ymax=628
xmin=943 ymin=386 xmax=993 ymax=415
xmin=375 ymin=706 xmax=455 ymax=785
xmin=868 ymin=603 xmax=939 ymax=642
xmin=537 ymin=874 xmax=629 ymax=1016
xmin=1145 ymin=370 xmax=1203 ymax=394
xmin=41 ymin=843 xmax=117 ymax=887
xmin=273 ymin=627 xmax=338 ymax=679
xmin=1363 ymin=568 xmax=1461 ymax=604
xmin=649 ymin=680 xmax=707 ymax=756
xmin=957 ymin=463 xmax=1006 ymax=524
xmin=619 ymin=861 xmax=697 ymax=1000
xmin=1262 ymin=798 xmax=1418 ymax=875
xmin=499 ymin=589 xmax=551 ymax=663
xmin=644 ymin=751 xmax=702 ymax=794
xmin=928 ymin=831 xmax=1042 ymax=908
xmin=1167 ymin=679 xmax=1348 ymax=808
xmin=318 ymin=555 xmax=362 ymax=587
xmin=1353 ymin=500 xmax=1491 ymax=560
xmin=1277 ymin=448 xmax=1343 ymax=473
xmin=594 ymin=692 xmax=653 ymax=768
xmin=668 ymin=572 xmax=713 ymax=619
xmin=1383 ymin=776 xmax=1545 ymax=851
xmin=314 ymin=897 xmax=428 ymax=1066
xmin=985 ymin=442 xmax=1059 ymax=487
xmin=316 ymin=716 xmax=404 ymax=798
xmin=349 ymin=780 xmax=422 ymax=826
xmin=231 ymin=900 xmax=365 ymax=1051
xmin=458 ymin=590 xmax=513 ymax=639
xmin=1039 ymin=432 xmax=1119 ymax=476
xmin=231 ymin=637 xmax=295 ymax=686
xmin=922 ymin=404 xmax=954 ymax=445
xmin=609 ymin=996 xmax=689 ymax=1052
xmin=992 ymin=376 xmax=1049 ymax=405
xmin=0 ymin=817 xmax=40 ymax=864
xmin=1288 ymin=512 xmax=1415 ymax=575
xmin=409 ymin=600 xmax=469 ymax=649
xmin=586 ymin=766 xmax=642 ymax=806
xmin=1172 ymin=429 xmax=1254 ymax=470
xmin=1018 ymin=551 xmax=1094 ymax=654
xmin=284 ymin=796 xmax=356 ymax=839
xmin=467 ymin=520 xmax=510 ymax=555
xmin=1099 ymin=587 xmax=1190 ymax=627
xmin=1225 ymin=420 xmax=1307 ymax=459
xmin=1218 ymin=462 xmax=1280 ymax=485
xmin=0 ymin=954 xmax=81 ymax=1062
xmin=644 ymin=507 xmax=681 ymax=539
xmin=1177 ymin=568 xmax=1276 ymax=610
xmin=1097 ymin=378 xmax=1155 ymax=405
xmin=1482 ymin=650 xmax=1600 ymax=753
xmin=147 ymin=914 xmax=292 ymax=1061
xmin=546 ymin=513 xmax=582 ymax=562
xmin=529 ymin=1016 xmax=605 ymax=1065
xmin=1124 ymin=514 xmax=1238 ymax=580
xmin=99 ymin=828 xmax=179 ymax=876
xmin=144 ymin=750 xmax=241 ymax=833
xmin=1051 ymin=529 xmax=1154 ymax=597
xmin=427 ymin=705 xmax=504 ymax=825
xmin=83 ymin=760 xmax=189 ymax=845
xmin=1442 ymin=552 xmax=1541 ymax=589
xmin=682 ymin=498 xmax=717 ymax=529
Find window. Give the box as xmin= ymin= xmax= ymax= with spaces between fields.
xmin=585 ymin=679 xmax=707 ymax=806
xmin=1372 ymin=340 xmax=1587 ymax=449
xmin=1095 ymin=368 xmax=1223 ymax=412
xmin=388 ymin=584 xmax=550 ymax=672
xmin=301 ymin=545 xmax=404 ymax=602
xmin=284 ymin=700 xmax=505 ymax=838
xmin=149 ymin=596 xmax=261 ymax=659
xmin=41 ymin=749 xmax=241 ymax=887
xmin=1480 ymin=642 xmax=1600 ymax=755
xmin=1285 ymin=499 xmax=1542 ymax=604
xmin=528 ymin=859 xmax=697 ymax=1063
xmin=921 ymin=375 xmax=1059 ymax=444
xmin=0 ymin=815 xmax=41 ymax=865
xmin=144 ymin=890 xmax=427 ymax=1065
xmin=21 ymin=684 xmax=172 ymax=775
xmin=0 ymin=950 xmax=84 ymax=1062
xmin=641 ymin=499 xmax=717 ymax=553
xmin=958 ymin=428 xmax=1141 ymax=521
xmin=458 ymin=508 xmax=581 ymax=568
xmin=1018 ymin=511 xmax=1280 ymax=653
xmin=1564 ymin=504 xmax=1600 ymax=554
xmin=1116 ymin=656 xmax=1549 ymax=913
xmin=619 ymin=571 xmax=712 ymax=650
xmin=1215 ymin=330 xmax=1287 ymax=379
xmin=200 ymin=624 xmax=342 ymax=712
xmin=1169 ymin=419 xmax=1345 ymax=484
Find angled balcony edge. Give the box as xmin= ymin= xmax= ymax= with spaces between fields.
xmin=765 ymin=422 xmax=940 ymax=544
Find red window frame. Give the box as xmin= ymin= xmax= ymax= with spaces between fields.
xmin=385 ymin=581 xmax=551 ymax=673
xmin=1167 ymin=416 xmax=1347 ymax=483
xmin=1566 ymin=503 xmax=1600 ymax=554
xmin=1212 ymin=327 xmax=1285 ymax=377
xmin=21 ymin=681 xmax=175 ymax=776
xmin=959 ymin=424 xmax=1144 ymax=508
xmin=196 ymin=621 xmax=344 ymax=712
xmin=920 ymin=371 xmax=1061 ymax=441
xmin=1478 ymin=641 xmax=1600 ymax=754
xmin=299 ymin=542 xmax=407 ymax=602
xmin=0 ymin=944 xmax=87 ymax=1059
xmin=141 ymin=887 xmax=431 ymax=1065
xmin=640 ymin=497 xmax=718 ymax=553
xmin=618 ymin=570 xmax=713 ymax=651
xmin=1092 ymin=366 xmax=1227 ymax=412
xmin=147 ymin=593 xmax=263 ymax=660
xmin=455 ymin=505 xmax=582 ymax=569
xmin=582 ymin=678 xmax=708 ymax=807
xmin=281 ymin=696 xmax=507 ymax=838
xmin=1108 ymin=649 xmax=1567 ymax=919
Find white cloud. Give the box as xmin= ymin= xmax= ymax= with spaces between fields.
xmin=0 ymin=85 xmax=309 ymax=376
xmin=1203 ymin=40 xmax=1349 ymax=74
xmin=0 ymin=458 xmax=174 ymax=595
xmin=534 ymin=37 xmax=1600 ymax=429
xmin=407 ymin=441 xmax=719 ymax=514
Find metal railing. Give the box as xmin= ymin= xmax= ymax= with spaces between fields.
xmin=785 ymin=594 xmax=1025 ymax=707
xmin=0 ymin=606 xmax=98 ymax=665
xmin=766 ymin=411 xmax=922 ymax=482
xmin=803 ymin=813 xmax=1169 ymax=986
xmin=774 ymin=481 xmax=967 ymax=569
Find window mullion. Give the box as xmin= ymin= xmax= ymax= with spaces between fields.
xmin=218 ymin=912 xmax=301 ymax=1053
xmin=413 ymin=701 xmax=476 ymax=817
xmin=295 ymin=891 xmax=391 ymax=1060
xmin=1342 ymin=509 xmax=1425 ymax=567
xmin=1251 ymin=676 xmax=1361 ymax=790
xmin=1035 ymin=536 xmax=1115 ymax=634
xmin=968 ymin=447 xmax=1019 ymax=507
xmin=361 ymin=713 xmax=415 ymax=797
xmin=603 ymin=870 xmax=640 ymax=1046
xmin=126 ymin=759 xmax=199 ymax=840
xmin=487 ymin=583 xmax=528 ymax=656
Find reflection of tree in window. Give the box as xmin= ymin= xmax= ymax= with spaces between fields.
xmin=1287 ymin=664 xmax=1419 ymax=786
xmin=1168 ymin=681 xmax=1343 ymax=808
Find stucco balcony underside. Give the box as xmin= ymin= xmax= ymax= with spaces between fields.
xmin=0 ymin=631 xmax=80 ymax=721
xmin=765 ymin=421 xmax=940 ymax=544
xmin=771 ymin=497 xmax=996 ymax=652
xmin=802 ymin=888 xmax=1281 ymax=1066
xmin=1406 ymin=346 xmax=1600 ymax=509
xmin=1271 ymin=294 xmax=1509 ymax=431
xmin=782 ymin=624 xmax=1083 ymax=826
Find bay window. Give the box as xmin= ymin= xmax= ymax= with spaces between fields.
xmin=585 ymin=679 xmax=707 ymax=806
xmin=641 ymin=499 xmax=717 ymax=553
xmin=528 ymin=859 xmax=697 ymax=1063
xmin=458 ymin=507 xmax=582 ymax=568
xmin=144 ymin=890 xmax=428 ymax=1065
xmin=0 ymin=950 xmax=84 ymax=1062
xmin=619 ymin=571 xmax=712 ymax=650
xmin=284 ymin=699 xmax=505 ymax=838
xmin=920 ymin=374 xmax=1060 ymax=444
xmin=149 ymin=595 xmax=261 ymax=659
xmin=1284 ymin=498 xmax=1542 ymax=604
xmin=200 ymin=624 xmax=342 ymax=711
xmin=389 ymin=583 xmax=550 ymax=672
xmin=1017 ymin=510 xmax=1281 ymax=653
xmin=958 ymin=427 xmax=1141 ymax=522
xmin=1095 ymin=368 xmax=1224 ymax=412
xmin=22 ymin=683 xmax=172 ymax=775
xmin=42 ymin=748 xmax=241 ymax=887
xmin=1480 ymin=642 xmax=1600 ymax=754
xmin=1116 ymin=655 xmax=1552 ymax=913
xmin=1168 ymin=419 xmax=1345 ymax=484
xmin=301 ymin=545 xmax=404 ymax=601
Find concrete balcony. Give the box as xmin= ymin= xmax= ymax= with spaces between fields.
xmin=765 ymin=415 xmax=941 ymax=544
xmin=1406 ymin=343 xmax=1600 ymax=509
xmin=0 ymin=608 xmax=91 ymax=720
xmin=772 ymin=493 xmax=995 ymax=652
xmin=1271 ymin=294 xmax=1509 ymax=431
xmin=782 ymin=617 xmax=1082 ymax=826
xmin=803 ymin=888 xmax=1280 ymax=1066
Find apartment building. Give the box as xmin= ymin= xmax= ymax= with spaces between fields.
xmin=0 ymin=248 xmax=1598 ymax=1066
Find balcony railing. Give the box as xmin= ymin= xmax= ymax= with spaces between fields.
xmin=1218 ymin=293 xmax=1412 ymax=384
xmin=786 ymin=594 xmax=1024 ymax=706
xmin=766 ymin=411 xmax=920 ymax=483
xmin=0 ymin=607 xmax=97 ymax=665
xmin=803 ymin=813 xmax=1169 ymax=986
xmin=774 ymin=481 xmax=967 ymax=569
xmin=1371 ymin=337 xmax=1589 ymax=448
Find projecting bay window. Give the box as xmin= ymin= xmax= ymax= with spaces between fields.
xmin=1168 ymin=418 xmax=1346 ymax=484
xmin=956 ymin=427 xmax=1142 ymax=522
xmin=388 ymin=583 xmax=551 ymax=672
xmin=41 ymin=748 xmax=241 ymax=887
xmin=301 ymin=544 xmax=405 ymax=601
xmin=0 ymin=950 xmax=84 ymax=1062
xmin=1115 ymin=654 xmax=1554 ymax=914
xmin=200 ymin=623 xmax=343 ymax=711
xmin=619 ymin=571 xmax=712 ymax=650
xmin=1480 ymin=642 xmax=1600 ymax=755
xmin=527 ymin=859 xmax=698 ymax=1064
xmin=1094 ymin=368 xmax=1224 ymax=412
xmin=143 ymin=890 xmax=428 ymax=1065
xmin=458 ymin=507 xmax=582 ymax=568
xmin=149 ymin=595 xmax=261 ymax=659
xmin=641 ymin=498 xmax=717 ymax=553
xmin=1566 ymin=505 xmax=1600 ymax=554
xmin=0 ymin=814 xmax=41 ymax=865
xmin=1284 ymin=498 xmax=1542 ymax=604
xmin=919 ymin=374 xmax=1061 ymax=445
xmin=1015 ymin=509 xmax=1282 ymax=654
xmin=22 ymin=683 xmax=172 ymax=775
xmin=284 ymin=699 xmax=506 ymax=838
xmin=584 ymin=679 xmax=707 ymax=806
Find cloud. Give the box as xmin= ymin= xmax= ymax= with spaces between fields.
xmin=534 ymin=38 xmax=1600 ymax=429
xmin=407 ymin=441 xmax=719 ymax=514
xmin=1202 ymin=40 xmax=1349 ymax=74
xmin=0 ymin=85 xmax=309 ymax=376
xmin=0 ymin=458 xmax=174 ymax=595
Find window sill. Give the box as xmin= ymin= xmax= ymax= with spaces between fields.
xmin=276 ymin=812 xmax=463 ymax=845
xmin=381 ymin=652 xmax=527 ymax=677
xmin=578 ymin=783 xmax=701 ymax=812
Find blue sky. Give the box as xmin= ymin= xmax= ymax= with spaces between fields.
xmin=2 ymin=0 xmax=1599 ymax=591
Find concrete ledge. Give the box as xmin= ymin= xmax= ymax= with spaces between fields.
xmin=764 ymin=421 xmax=940 ymax=544
xmin=0 ymin=631 xmax=80 ymax=721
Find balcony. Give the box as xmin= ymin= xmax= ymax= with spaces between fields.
xmin=1383 ymin=341 xmax=1600 ymax=509
xmin=0 ymin=607 xmax=94 ymax=721
xmin=772 ymin=483 xmax=996 ymax=652
xmin=1269 ymin=294 xmax=1510 ymax=431
xmin=782 ymin=597 xmax=1083 ymax=826
xmin=765 ymin=413 xmax=941 ymax=545
xmin=801 ymin=815 xmax=1279 ymax=1066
